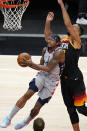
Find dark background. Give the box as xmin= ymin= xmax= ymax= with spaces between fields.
xmin=0 ymin=0 xmax=87 ymax=56
xmin=0 ymin=37 xmax=87 ymax=56
xmin=0 ymin=0 xmax=86 ymax=34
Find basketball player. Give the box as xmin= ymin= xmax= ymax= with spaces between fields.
xmin=57 ymin=0 xmax=87 ymax=131
xmin=45 ymin=3 xmax=87 ymax=131
xmin=0 ymin=17 xmax=65 ymax=129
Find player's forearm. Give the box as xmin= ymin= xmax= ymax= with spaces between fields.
xmin=29 ymin=62 xmax=50 ymax=72
xmin=59 ymin=2 xmax=72 ymax=27
xmin=44 ymin=20 xmax=52 ymax=37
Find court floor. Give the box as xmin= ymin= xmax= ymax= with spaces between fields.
xmin=0 ymin=55 xmax=87 ymax=131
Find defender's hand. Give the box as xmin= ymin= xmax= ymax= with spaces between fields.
xmin=46 ymin=12 xmax=54 ymax=22
xmin=57 ymin=0 xmax=63 ymax=5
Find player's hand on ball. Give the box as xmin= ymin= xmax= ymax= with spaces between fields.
xmin=46 ymin=12 xmax=54 ymax=22
xmin=17 ymin=53 xmax=31 ymax=67
xmin=22 ymin=57 xmax=32 ymax=67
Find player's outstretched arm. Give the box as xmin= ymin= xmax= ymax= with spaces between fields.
xmin=44 ymin=12 xmax=54 ymax=42
xmin=57 ymin=0 xmax=81 ymax=48
xmin=23 ymin=50 xmax=65 ymax=72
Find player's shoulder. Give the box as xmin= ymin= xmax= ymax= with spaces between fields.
xmin=54 ymin=49 xmax=64 ymax=59
xmin=61 ymin=35 xmax=70 ymax=43
xmin=61 ymin=36 xmax=81 ymax=49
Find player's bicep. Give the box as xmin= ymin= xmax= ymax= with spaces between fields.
xmin=54 ymin=50 xmax=65 ymax=63
xmin=67 ymin=25 xmax=81 ymax=48
xmin=47 ymin=50 xmax=65 ymax=71
xmin=47 ymin=58 xmax=58 ymax=71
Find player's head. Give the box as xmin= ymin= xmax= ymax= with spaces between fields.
xmin=47 ymin=34 xmax=61 ymax=48
xmin=67 ymin=24 xmax=84 ymax=36
xmin=33 ymin=118 xmax=45 ymax=131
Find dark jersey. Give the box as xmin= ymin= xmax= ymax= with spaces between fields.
xmin=61 ymin=37 xmax=83 ymax=80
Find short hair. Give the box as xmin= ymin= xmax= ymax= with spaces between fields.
xmin=33 ymin=118 xmax=45 ymax=131
xmin=78 ymin=24 xmax=84 ymax=36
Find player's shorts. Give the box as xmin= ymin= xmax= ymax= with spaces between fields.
xmin=61 ymin=77 xmax=87 ymax=108
xmin=29 ymin=78 xmax=38 ymax=92
xmin=29 ymin=78 xmax=52 ymax=105
xmin=37 ymin=97 xmax=51 ymax=105
xmin=36 ymin=74 xmax=59 ymax=99
xmin=29 ymin=76 xmax=59 ymax=100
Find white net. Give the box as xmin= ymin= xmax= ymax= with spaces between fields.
xmin=0 ymin=0 xmax=29 ymax=31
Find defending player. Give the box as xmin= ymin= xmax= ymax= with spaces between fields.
xmin=57 ymin=0 xmax=87 ymax=131
xmin=0 ymin=13 xmax=65 ymax=130
xmin=45 ymin=4 xmax=87 ymax=131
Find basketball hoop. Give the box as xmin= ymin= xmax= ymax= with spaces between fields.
xmin=0 ymin=0 xmax=29 ymax=31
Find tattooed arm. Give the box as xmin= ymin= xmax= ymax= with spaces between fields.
xmin=23 ymin=50 xmax=65 ymax=72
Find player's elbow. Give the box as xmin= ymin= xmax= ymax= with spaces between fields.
xmin=44 ymin=31 xmax=52 ymax=42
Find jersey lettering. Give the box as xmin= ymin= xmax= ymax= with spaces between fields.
xmin=61 ymin=43 xmax=68 ymax=50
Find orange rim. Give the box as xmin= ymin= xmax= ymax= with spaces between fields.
xmin=0 ymin=0 xmax=29 ymax=8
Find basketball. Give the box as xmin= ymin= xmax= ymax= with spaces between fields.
xmin=17 ymin=52 xmax=31 ymax=67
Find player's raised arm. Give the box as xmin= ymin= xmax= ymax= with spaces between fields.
xmin=44 ymin=12 xmax=54 ymax=42
xmin=22 ymin=50 xmax=65 ymax=72
xmin=57 ymin=0 xmax=81 ymax=48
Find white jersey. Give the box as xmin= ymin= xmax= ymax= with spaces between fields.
xmin=35 ymin=46 xmax=62 ymax=99
xmin=40 ymin=47 xmax=61 ymax=81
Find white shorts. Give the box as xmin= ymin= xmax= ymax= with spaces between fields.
xmin=35 ymin=74 xmax=59 ymax=99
